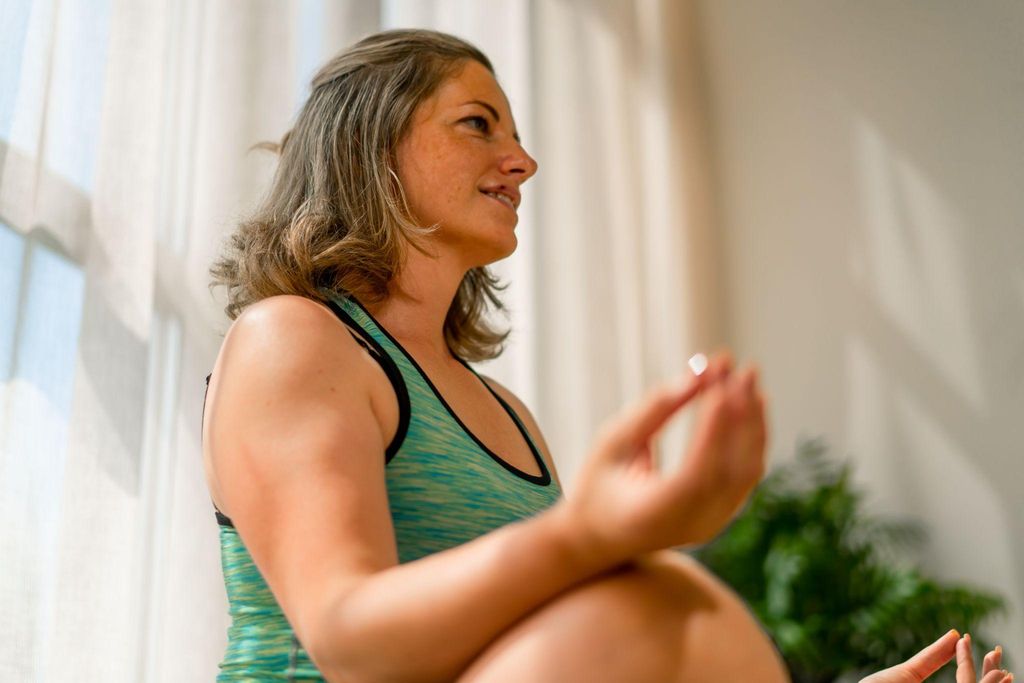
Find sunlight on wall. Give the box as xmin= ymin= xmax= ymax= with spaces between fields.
xmin=848 ymin=318 xmax=1019 ymax=639
xmin=893 ymin=386 xmax=1021 ymax=626
xmin=846 ymin=116 xmax=1022 ymax=649
xmin=849 ymin=116 xmax=984 ymax=410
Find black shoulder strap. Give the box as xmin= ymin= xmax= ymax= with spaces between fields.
xmin=322 ymin=298 xmax=383 ymax=359
xmin=205 ymin=296 xmax=412 ymax=529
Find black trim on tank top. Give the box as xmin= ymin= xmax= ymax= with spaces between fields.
xmin=202 ymin=375 xmax=235 ymax=526
xmin=346 ymin=295 xmax=552 ymax=487
xmin=453 ymin=355 xmax=554 ymax=486
xmin=322 ymin=296 xmax=411 ymax=464
xmin=203 ymin=300 xmax=413 ymax=529
xmin=214 ymin=509 xmax=234 ymax=527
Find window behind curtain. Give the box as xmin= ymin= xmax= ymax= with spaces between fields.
xmin=0 ymin=222 xmax=85 ymax=678
xmin=0 ymin=0 xmax=109 ymax=677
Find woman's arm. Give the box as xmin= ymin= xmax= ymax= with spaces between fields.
xmin=206 ymin=296 xmax=614 ymax=683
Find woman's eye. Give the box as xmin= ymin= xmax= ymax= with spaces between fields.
xmin=465 ymin=116 xmax=490 ymax=134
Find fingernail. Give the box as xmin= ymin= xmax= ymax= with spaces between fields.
xmin=996 ymin=645 xmax=1003 ymax=655
xmin=688 ymin=353 xmax=708 ymax=377
xmin=948 ymin=628 xmax=961 ymax=639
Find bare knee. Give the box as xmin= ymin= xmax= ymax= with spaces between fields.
xmin=456 ymin=559 xmax=683 ymax=683
xmin=635 ymin=551 xmax=790 ymax=682
xmin=455 ymin=551 xmax=790 ymax=683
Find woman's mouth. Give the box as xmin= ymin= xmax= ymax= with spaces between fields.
xmin=481 ymin=190 xmax=516 ymax=213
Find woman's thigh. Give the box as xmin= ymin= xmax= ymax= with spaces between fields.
xmin=455 ymin=550 xmax=790 ymax=683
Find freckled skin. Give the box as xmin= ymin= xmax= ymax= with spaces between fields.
xmin=394 ymin=60 xmax=538 ymax=270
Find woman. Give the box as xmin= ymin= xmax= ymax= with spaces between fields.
xmin=203 ymin=28 xmax=1012 ymax=682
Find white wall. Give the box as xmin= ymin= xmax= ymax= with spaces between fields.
xmin=694 ymin=0 xmax=1023 ymax=652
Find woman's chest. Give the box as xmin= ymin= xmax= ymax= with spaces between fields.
xmin=371 ymin=355 xmax=543 ymax=478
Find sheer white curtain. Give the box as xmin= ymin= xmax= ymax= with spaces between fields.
xmin=1 ymin=0 xmax=719 ymax=679
xmin=1 ymin=1 xmax=377 ymax=679
xmin=527 ymin=0 xmax=723 ymax=480
xmin=1 ymin=1 xmax=164 ymax=679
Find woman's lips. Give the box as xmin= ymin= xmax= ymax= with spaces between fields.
xmin=481 ymin=190 xmax=516 ymax=213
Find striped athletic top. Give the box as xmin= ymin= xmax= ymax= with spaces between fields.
xmin=205 ymin=290 xmax=564 ymax=680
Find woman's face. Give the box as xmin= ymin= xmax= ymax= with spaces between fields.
xmin=395 ymin=59 xmax=538 ymax=266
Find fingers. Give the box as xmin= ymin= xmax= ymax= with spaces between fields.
xmin=983 ymin=645 xmax=1003 ymax=677
xmin=726 ymin=366 xmax=760 ymax=416
xmin=606 ymin=373 xmax=709 ymax=450
xmin=706 ymin=350 xmax=734 ymax=384
xmin=957 ymin=634 xmax=976 ymax=683
xmin=896 ymin=629 xmax=959 ymax=681
xmin=600 ymin=351 xmax=765 ymax=467
xmin=727 ymin=366 xmax=766 ymax=455
xmin=862 ymin=633 xmax=1011 ymax=683
xmin=955 ymin=635 xmax=1013 ymax=683
xmin=682 ymin=357 xmax=762 ymax=455
xmin=604 ymin=351 xmax=737 ymax=449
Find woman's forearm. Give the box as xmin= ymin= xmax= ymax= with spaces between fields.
xmin=310 ymin=501 xmax=619 ymax=683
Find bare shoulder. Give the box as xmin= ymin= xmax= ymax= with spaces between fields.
xmin=477 ymin=373 xmax=562 ymax=489
xmin=223 ymin=294 xmax=347 ymax=360
xmin=204 ymin=294 xmax=385 ymax=511
xmin=211 ymin=294 xmax=370 ymax=394
xmin=203 ymin=294 xmax=400 ymax=659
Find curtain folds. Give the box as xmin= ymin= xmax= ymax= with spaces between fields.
xmin=530 ymin=0 xmax=724 ymax=479
xmin=0 ymin=1 xmax=719 ymax=679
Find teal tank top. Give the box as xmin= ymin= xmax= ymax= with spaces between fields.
xmin=207 ymin=291 xmax=564 ymax=680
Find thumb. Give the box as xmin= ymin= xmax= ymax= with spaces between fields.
xmin=607 ymin=371 xmax=707 ymax=450
xmin=895 ymin=630 xmax=961 ymax=682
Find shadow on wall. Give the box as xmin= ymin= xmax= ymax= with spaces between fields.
xmin=691 ymin=0 xmax=1024 ymax=654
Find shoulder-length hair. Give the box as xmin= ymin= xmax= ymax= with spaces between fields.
xmin=209 ymin=28 xmax=511 ymax=361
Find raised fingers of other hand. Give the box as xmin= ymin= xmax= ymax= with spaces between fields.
xmin=983 ymin=646 xmax=1003 ymax=677
xmin=956 ymin=635 xmax=1012 ymax=683
xmin=980 ymin=671 xmax=1012 ymax=683
xmin=889 ymin=629 xmax=959 ymax=682
xmin=957 ymin=635 xmax=976 ymax=683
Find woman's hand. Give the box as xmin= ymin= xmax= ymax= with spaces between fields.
xmin=860 ymin=631 xmax=1013 ymax=683
xmin=560 ymin=350 xmax=769 ymax=565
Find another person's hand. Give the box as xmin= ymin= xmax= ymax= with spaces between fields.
xmin=561 ymin=350 xmax=768 ymax=565
xmin=860 ymin=630 xmax=1013 ymax=683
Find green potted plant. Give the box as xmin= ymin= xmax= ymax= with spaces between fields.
xmin=691 ymin=437 xmax=1009 ymax=683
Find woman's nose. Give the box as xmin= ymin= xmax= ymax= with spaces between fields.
xmin=500 ymin=145 xmax=538 ymax=181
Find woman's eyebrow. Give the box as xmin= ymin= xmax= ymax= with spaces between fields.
xmin=461 ymin=99 xmax=521 ymax=144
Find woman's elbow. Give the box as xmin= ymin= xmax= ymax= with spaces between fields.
xmin=301 ymin=598 xmax=370 ymax=683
